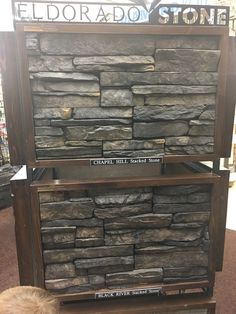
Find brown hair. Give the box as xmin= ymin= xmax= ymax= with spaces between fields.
xmin=0 ymin=286 xmax=59 ymax=314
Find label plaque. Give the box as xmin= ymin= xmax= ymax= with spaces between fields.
xmin=95 ymin=287 xmax=163 ymax=299
xmin=90 ymin=157 xmax=163 ymax=166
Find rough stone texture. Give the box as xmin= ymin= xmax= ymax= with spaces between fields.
xmin=39 ymin=192 xmax=64 ymax=204
xmin=132 ymin=85 xmax=216 ymax=95
xmin=88 ymin=265 xmax=133 ymax=275
xmin=26 ymin=33 xmax=40 ymax=55
xmin=103 ymin=139 xmax=165 ymax=151
xmin=45 ymin=277 xmax=88 ymax=291
xmin=30 ymin=72 xmax=99 ymax=82
xmin=199 ymin=110 xmax=216 ymax=120
xmin=189 ymin=125 xmax=215 ymax=136
xmin=35 ymin=136 xmax=65 ymax=149
xmin=155 ymin=36 xmax=218 ymax=49
xmin=44 ymin=245 xmax=133 ymax=264
xmin=76 ymin=227 xmax=103 ymax=239
xmin=135 ymin=250 xmax=208 ymax=268
xmin=101 ymin=89 xmax=133 ymax=107
xmin=134 ymin=122 xmax=189 ymax=138
xmin=75 ymin=256 xmax=134 ymax=269
xmin=65 ymin=126 xmax=132 ymax=141
xmin=42 ymin=218 xmax=103 ymax=228
xmin=94 ymin=203 xmax=152 ymax=219
xmin=40 ymin=34 xmax=155 ymax=56
xmin=52 ymin=119 xmax=132 ymax=127
xmin=173 ymin=212 xmax=211 ymax=224
xmin=34 ymin=108 xmax=72 ymax=120
xmin=94 ymin=193 xmax=152 ymax=207
xmin=33 ymin=95 xmax=100 ymax=108
xmin=154 ymin=192 xmax=210 ymax=204
xmin=40 ymin=199 xmax=95 ymax=221
xmin=29 ymin=56 xmax=74 ymax=72
xmin=73 ymin=56 xmax=155 ymax=72
xmin=163 ymin=267 xmax=208 ymax=278
xmin=103 ymin=150 xmax=164 ymax=158
xmin=65 ymin=141 xmax=102 ymax=147
xmin=155 ymin=49 xmax=220 ymax=72
xmin=31 ymin=80 xmax=100 ymax=94
xmin=153 ymin=203 xmax=211 ymax=214
xmin=35 ymin=127 xmax=63 ymax=136
xmin=75 ymin=238 xmax=104 ymax=248
xmin=45 ymin=263 xmax=76 ymax=280
xmin=73 ymin=108 xmax=132 ymax=119
xmin=101 ymin=72 xmax=218 ymax=87
xmin=165 ymin=144 xmax=213 ymax=155
xmin=155 ymin=185 xmax=210 ymax=195
xmin=145 ymin=94 xmax=216 ymax=107
xmin=105 ymin=214 xmax=172 ymax=230
xmin=105 ymin=228 xmax=203 ymax=246
xmin=36 ymin=146 xmax=102 ymax=159
xmin=106 ymin=268 xmax=163 ymax=287
xmin=165 ymin=137 xmax=214 ymax=146
xmin=34 ymin=119 xmax=51 ymax=126
xmin=41 ymin=227 xmax=76 ymax=249
xmin=133 ymin=104 xmax=205 ymax=121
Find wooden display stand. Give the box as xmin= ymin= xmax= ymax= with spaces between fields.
xmin=1 ymin=1 xmax=236 ymax=313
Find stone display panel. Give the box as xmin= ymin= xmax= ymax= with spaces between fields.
xmin=27 ymin=33 xmax=219 ymax=160
xmin=40 ymin=184 xmax=211 ymax=294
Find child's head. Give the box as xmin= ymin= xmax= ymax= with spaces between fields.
xmin=0 ymin=286 xmax=59 ymax=314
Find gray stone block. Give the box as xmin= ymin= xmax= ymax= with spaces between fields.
xmin=30 ymin=72 xmax=99 ymax=81
xmin=29 ymin=56 xmax=74 ymax=72
xmin=75 ymin=238 xmax=104 ymax=248
xmin=33 ymin=95 xmax=100 ymax=108
xmin=155 ymin=36 xmax=218 ymax=49
xmin=154 ymin=192 xmax=210 ymax=204
xmin=76 ymin=227 xmax=104 ymax=239
xmin=105 ymin=214 xmax=172 ymax=230
xmin=145 ymin=94 xmax=216 ymax=107
xmin=165 ymin=136 xmax=214 ymax=146
xmin=135 ymin=250 xmax=208 ymax=269
xmin=103 ymin=139 xmax=165 ymax=151
xmin=88 ymin=265 xmax=133 ymax=275
xmin=52 ymin=119 xmax=132 ymax=127
xmin=41 ymin=227 xmax=76 ymax=249
xmin=40 ymin=34 xmax=155 ymax=56
xmin=42 ymin=218 xmax=103 ymax=228
xmin=35 ymin=136 xmax=65 ymax=148
xmin=153 ymin=203 xmax=211 ymax=214
xmin=133 ymin=104 xmax=205 ymax=121
xmin=94 ymin=203 xmax=152 ymax=219
xmin=133 ymin=121 xmax=189 ymax=138
xmin=75 ymin=256 xmax=134 ymax=269
xmin=35 ymin=127 xmax=63 ymax=136
xmin=155 ymin=185 xmax=210 ymax=195
xmin=40 ymin=199 xmax=94 ymax=221
xmin=189 ymin=125 xmax=214 ymax=136
xmin=39 ymin=192 xmax=65 ymax=204
xmin=106 ymin=268 xmax=163 ymax=287
xmin=45 ymin=263 xmax=76 ymax=280
xmin=101 ymin=72 xmax=218 ymax=87
xmin=44 ymin=245 xmax=133 ymax=263
xmin=34 ymin=108 xmax=72 ymax=120
xmin=31 ymin=80 xmax=100 ymax=94
xmin=132 ymin=85 xmax=216 ymax=95
xmin=65 ymin=125 xmax=132 ymax=141
xmin=103 ymin=150 xmax=164 ymax=158
xmin=105 ymin=228 xmax=203 ymax=246
xmin=73 ymin=107 xmax=132 ymax=119
xmin=74 ymin=56 xmax=154 ymax=72
xmin=45 ymin=277 xmax=88 ymax=291
xmin=94 ymin=193 xmax=153 ymax=207
xmin=36 ymin=146 xmax=102 ymax=159
xmin=173 ymin=212 xmax=211 ymax=224
xmin=101 ymin=89 xmax=133 ymax=107
xmin=155 ymin=49 xmax=220 ymax=72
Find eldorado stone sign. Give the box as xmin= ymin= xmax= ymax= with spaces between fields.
xmin=14 ymin=1 xmax=229 ymax=26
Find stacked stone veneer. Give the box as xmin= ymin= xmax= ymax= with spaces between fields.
xmin=40 ymin=184 xmax=211 ymax=294
xmin=26 ymin=33 xmax=220 ymax=160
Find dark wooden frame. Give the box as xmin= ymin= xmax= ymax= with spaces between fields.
xmin=12 ymin=23 xmax=229 ymax=168
xmin=13 ymin=164 xmax=226 ymax=302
